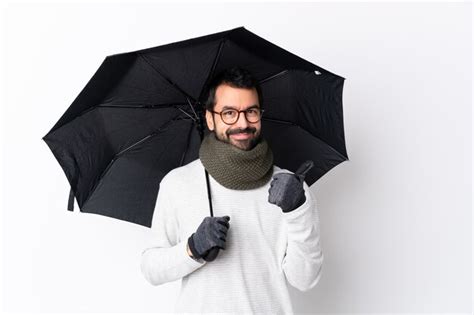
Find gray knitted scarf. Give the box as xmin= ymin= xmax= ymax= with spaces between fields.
xmin=199 ymin=132 xmax=274 ymax=190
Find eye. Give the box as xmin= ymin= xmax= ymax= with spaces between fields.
xmin=246 ymin=108 xmax=259 ymax=116
xmin=222 ymin=110 xmax=236 ymax=117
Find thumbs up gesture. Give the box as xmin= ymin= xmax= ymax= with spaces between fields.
xmin=268 ymin=160 xmax=314 ymax=213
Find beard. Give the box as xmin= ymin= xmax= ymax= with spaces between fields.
xmin=213 ymin=126 xmax=262 ymax=151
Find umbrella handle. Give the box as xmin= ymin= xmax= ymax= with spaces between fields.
xmin=203 ymin=169 xmax=220 ymax=262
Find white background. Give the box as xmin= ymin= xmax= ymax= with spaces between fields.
xmin=1 ymin=1 xmax=472 ymax=313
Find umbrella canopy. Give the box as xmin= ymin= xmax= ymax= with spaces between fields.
xmin=42 ymin=26 xmax=348 ymax=228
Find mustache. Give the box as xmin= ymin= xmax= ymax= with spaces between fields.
xmin=227 ymin=127 xmax=256 ymax=136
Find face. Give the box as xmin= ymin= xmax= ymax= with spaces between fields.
xmin=205 ymin=83 xmax=262 ymax=151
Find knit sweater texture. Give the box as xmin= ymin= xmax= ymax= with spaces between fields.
xmin=140 ymin=158 xmax=323 ymax=314
xmin=199 ymin=132 xmax=274 ymax=190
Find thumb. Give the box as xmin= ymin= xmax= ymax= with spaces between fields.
xmin=294 ymin=160 xmax=314 ymax=182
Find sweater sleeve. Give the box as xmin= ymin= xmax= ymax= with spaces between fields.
xmin=140 ymin=176 xmax=207 ymax=286
xmin=281 ymin=181 xmax=323 ymax=292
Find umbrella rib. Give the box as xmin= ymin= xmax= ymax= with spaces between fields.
xmin=65 ymin=103 xmax=190 ymax=127
xmin=116 ymin=115 xmax=190 ymax=157
xmin=96 ymin=103 xmax=189 ymax=108
xmin=209 ymin=39 xmax=225 ymax=79
xmin=261 ymin=116 xmax=296 ymax=126
xmin=97 ymin=103 xmax=198 ymax=120
xmin=259 ymin=70 xmax=289 ymax=85
xmin=176 ymin=106 xmax=197 ymax=122
xmin=197 ymin=38 xmax=226 ymax=101
xmin=261 ymin=116 xmax=347 ymax=160
xmin=97 ymin=102 xmax=198 ymax=122
xmin=138 ymin=53 xmax=196 ymax=102
xmin=185 ymin=97 xmax=198 ymax=121
xmin=80 ymin=114 xmax=192 ymax=208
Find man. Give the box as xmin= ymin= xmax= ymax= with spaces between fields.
xmin=140 ymin=67 xmax=323 ymax=314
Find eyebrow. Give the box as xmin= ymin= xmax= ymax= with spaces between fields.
xmin=222 ymin=104 xmax=260 ymax=111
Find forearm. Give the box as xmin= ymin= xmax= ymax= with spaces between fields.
xmin=281 ymin=195 xmax=323 ymax=292
xmin=140 ymin=239 xmax=206 ymax=286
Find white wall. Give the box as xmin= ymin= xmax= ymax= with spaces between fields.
xmin=1 ymin=1 xmax=472 ymax=313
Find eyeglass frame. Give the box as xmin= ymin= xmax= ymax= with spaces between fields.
xmin=209 ymin=106 xmax=265 ymax=125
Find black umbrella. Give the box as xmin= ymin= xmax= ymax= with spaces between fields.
xmin=42 ymin=26 xmax=348 ymax=229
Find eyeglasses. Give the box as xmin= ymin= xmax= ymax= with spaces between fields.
xmin=210 ymin=107 xmax=264 ymax=125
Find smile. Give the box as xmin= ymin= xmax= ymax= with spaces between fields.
xmin=231 ymin=132 xmax=252 ymax=140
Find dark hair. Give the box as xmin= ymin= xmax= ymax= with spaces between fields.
xmin=204 ymin=67 xmax=263 ymax=111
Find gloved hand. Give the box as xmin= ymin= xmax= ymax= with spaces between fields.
xmin=268 ymin=160 xmax=314 ymax=213
xmin=187 ymin=215 xmax=230 ymax=260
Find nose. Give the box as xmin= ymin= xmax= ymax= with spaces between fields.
xmin=234 ymin=111 xmax=250 ymax=129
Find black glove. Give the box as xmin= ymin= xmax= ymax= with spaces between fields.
xmin=268 ymin=160 xmax=314 ymax=213
xmin=187 ymin=215 xmax=230 ymax=260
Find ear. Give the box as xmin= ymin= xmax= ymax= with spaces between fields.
xmin=205 ymin=110 xmax=214 ymax=131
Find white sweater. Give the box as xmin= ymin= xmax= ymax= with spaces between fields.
xmin=140 ymin=158 xmax=323 ymax=314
